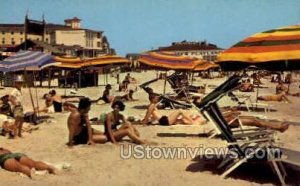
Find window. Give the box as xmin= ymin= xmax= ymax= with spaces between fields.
xmin=97 ymin=42 xmax=101 ymax=48
xmin=20 ymin=32 xmax=23 ymax=35
xmin=11 ymin=38 xmax=15 ymax=45
xmin=2 ymin=38 xmax=5 ymax=44
xmin=46 ymin=38 xmax=49 ymax=43
xmin=97 ymin=32 xmax=101 ymax=38
xmin=20 ymin=38 xmax=23 ymax=43
xmin=11 ymin=31 xmax=14 ymax=35
xmin=37 ymin=38 xmax=40 ymax=41
xmin=2 ymin=32 xmax=5 ymax=34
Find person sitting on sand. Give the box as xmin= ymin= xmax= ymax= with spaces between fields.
xmin=119 ymin=80 xmax=129 ymax=92
xmin=125 ymin=73 xmax=137 ymax=83
xmin=0 ymin=147 xmax=57 ymax=178
xmin=284 ymin=73 xmax=292 ymax=84
xmin=49 ymin=90 xmax=63 ymax=112
xmin=276 ymin=81 xmax=288 ymax=94
xmin=37 ymin=93 xmax=77 ymax=113
xmin=142 ymin=96 xmax=205 ymax=125
xmin=258 ymin=92 xmax=290 ymax=102
xmin=0 ymin=95 xmax=13 ymax=117
xmin=104 ymin=100 xmax=146 ymax=144
xmin=239 ymin=79 xmax=254 ymax=92
xmin=67 ymin=98 xmax=107 ymax=147
xmin=223 ymin=111 xmax=289 ymax=132
xmin=252 ymin=73 xmax=263 ymax=85
xmin=101 ymin=84 xmax=115 ymax=103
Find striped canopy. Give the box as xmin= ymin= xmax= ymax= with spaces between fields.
xmin=194 ymin=62 xmax=219 ymax=71
xmin=217 ymin=24 xmax=300 ymax=71
xmin=0 ymin=50 xmax=54 ymax=72
xmin=138 ymin=51 xmax=203 ymax=70
xmin=55 ymin=55 xmax=129 ymax=69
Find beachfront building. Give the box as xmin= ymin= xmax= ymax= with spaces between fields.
xmin=0 ymin=17 xmax=113 ymax=58
xmin=155 ymin=40 xmax=224 ymax=62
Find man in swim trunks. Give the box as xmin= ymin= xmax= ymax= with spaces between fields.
xmin=0 ymin=147 xmax=56 ymax=178
xmin=67 ymin=98 xmax=107 ymax=147
xmin=9 ymin=75 xmax=25 ymax=138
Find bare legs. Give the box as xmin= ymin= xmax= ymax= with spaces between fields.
xmin=12 ymin=116 xmax=23 ymax=138
xmin=112 ymin=123 xmax=145 ymax=144
xmin=226 ymin=114 xmax=290 ymax=132
xmin=92 ymin=129 xmax=108 ymax=143
xmin=168 ymin=109 xmax=194 ymax=125
xmin=3 ymin=156 xmax=57 ymax=178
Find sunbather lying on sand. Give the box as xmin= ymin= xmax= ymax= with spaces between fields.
xmin=0 ymin=147 xmax=57 ymax=178
xmin=105 ymin=101 xmax=146 ymax=144
xmin=67 ymin=98 xmax=107 ymax=147
xmin=276 ymin=81 xmax=288 ymax=94
xmin=222 ymin=111 xmax=289 ymax=132
xmin=288 ymin=92 xmax=300 ymax=97
xmin=258 ymin=92 xmax=290 ymax=102
xmin=142 ymin=96 xmax=205 ymax=125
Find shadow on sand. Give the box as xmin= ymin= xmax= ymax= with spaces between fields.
xmin=186 ymin=155 xmax=300 ymax=185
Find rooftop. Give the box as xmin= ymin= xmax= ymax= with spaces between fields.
xmin=156 ymin=40 xmax=223 ymax=51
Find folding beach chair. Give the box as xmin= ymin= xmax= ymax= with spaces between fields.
xmin=228 ymin=92 xmax=272 ymax=113
xmin=167 ymin=72 xmax=205 ymax=99
xmin=195 ymin=75 xmax=288 ymax=185
xmin=140 ymin=78 xmax=192 ymax=109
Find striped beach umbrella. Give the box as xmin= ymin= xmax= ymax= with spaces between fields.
xmin=138 ymin=51 xmax=203 ymax=70
xmin=194 ymin=62 xmax=219 ymax=71
xmin=217 ymin=24 xmax=300 ymax=71
xmin=54 ymin=55 xmax=129 ymax=69
xmin=0 ymin=50 xmax=54 ymax=72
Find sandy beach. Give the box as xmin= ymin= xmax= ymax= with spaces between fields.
xmin=1 ymin=71 xmax=300 ymax=186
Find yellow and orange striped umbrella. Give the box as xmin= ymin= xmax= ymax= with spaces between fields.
xmin=54 ymin=55 xmax=129 ymax=69
xmin=217 ymin=24 xmax=300 ymax=71
xmin=138 ymin=51 xmax=203 ymax=70
xmin=194 ymin=62 xmax=219 ymax=71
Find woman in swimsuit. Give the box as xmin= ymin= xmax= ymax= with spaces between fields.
xmin=142 ymin=96 xmax=204 ymax=125
xmin=0 ymin=147 xmax=57 ymax=178
xmin=104 ymin=101 xmax=145 ymax=144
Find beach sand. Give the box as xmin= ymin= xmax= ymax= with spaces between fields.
xmin=1 ymin=71 xmax=300 ymax=185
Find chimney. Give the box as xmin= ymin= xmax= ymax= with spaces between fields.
xmin=64 ymin=17 xmax=81 ymax=29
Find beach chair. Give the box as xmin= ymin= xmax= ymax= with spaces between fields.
xmin=195 ymin=75 xmax=288 ymax=185
xmin=228 ymin=92 xmax=272 ymax=113
xmin=139 ymin=78 xmax=192 ymax=109
xmin=167 ymin=72 xmax=205 ymax=99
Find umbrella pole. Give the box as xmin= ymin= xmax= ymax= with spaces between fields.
xmin=287 ymin=71 xmax=292 ymax=94
xmin=255 ymin=70 xmax=260 ymax=110
xmin=33 ymin=71 xmax=40 ymax=117
xmin=191 ymin=71 xmax=194 ymax=86
xmin=64 ymin=70 xmax=67 ymax=97
xmin=25 ymin=69 xmax=35 ymax=113
xmin=163 ymin=70 xmax=167 ymax=95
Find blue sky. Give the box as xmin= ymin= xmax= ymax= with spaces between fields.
xmin=1 ymin=0 xmax=299 ymax=55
